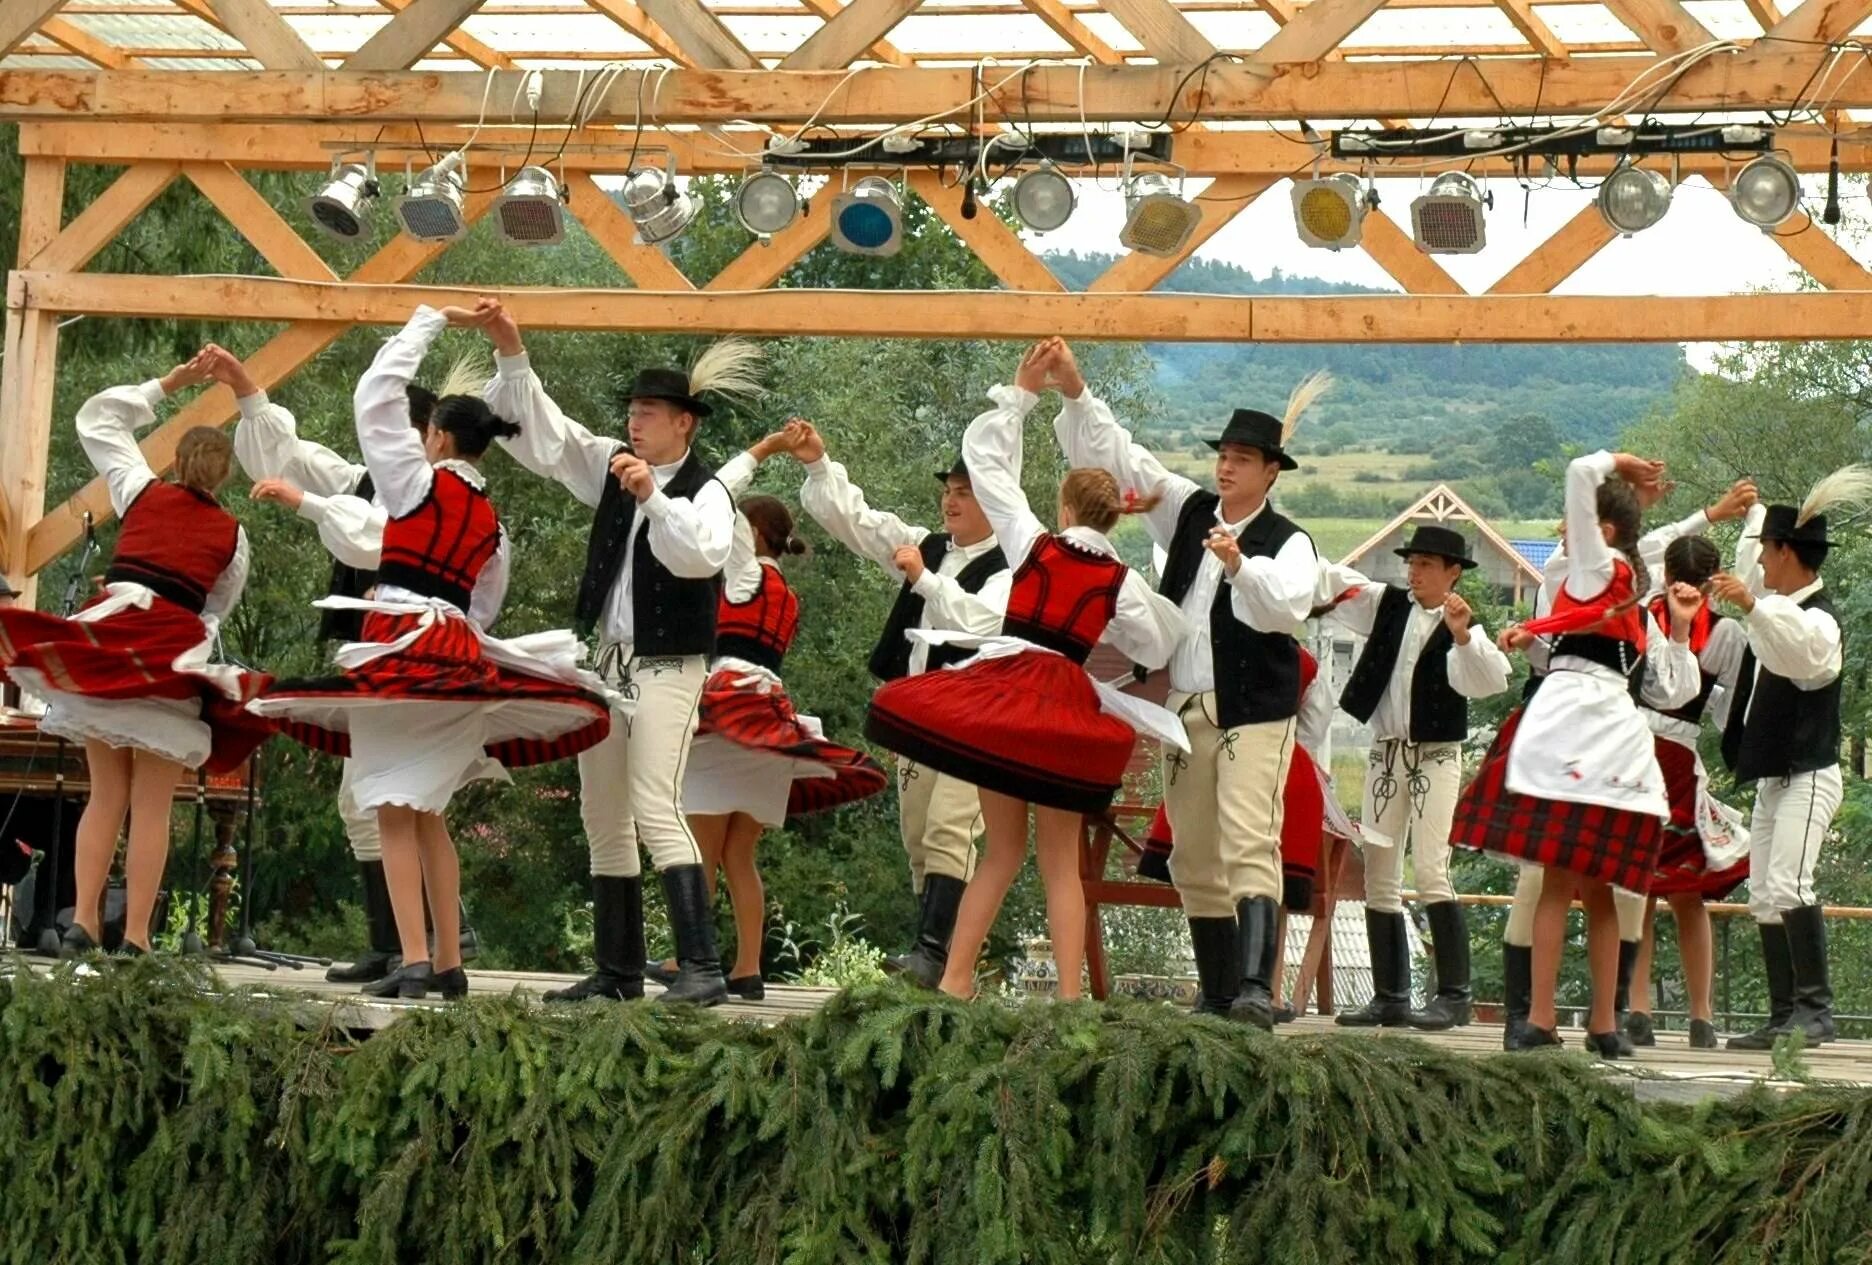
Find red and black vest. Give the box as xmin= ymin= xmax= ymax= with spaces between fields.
xmin=376 ymin=467 xmax=501 ymax=613
xmin=715 ymin=562 xmax=799 ymax=674
xmin=1540 ymin=558 xmax=1648 ymax=683
xmin=1644 ymin=595 xmax=1723 ymax=725
xmin=106 ymin=482 xmax=240 ymax=614
xmin=1001 ymin=535 xmax=1126 ymax=666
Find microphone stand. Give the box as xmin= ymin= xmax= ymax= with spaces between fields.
xmin=33 ymin=514 xmax=99 ymax=957
xmin=216 ymin=750 xmax=324 ymax=971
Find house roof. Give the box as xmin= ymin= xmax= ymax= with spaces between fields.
xmin=1341 ymin=483 xmax=1544 ymax=585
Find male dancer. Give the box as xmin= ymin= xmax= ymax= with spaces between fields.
xmin=795 ymin=424 xmax=1012 ymax=987
xmin=1324 ymin=527 xmax=1512 ymax=1030
xmin=1712 ymin=469 xmax=1862 ymax=1048
xmin=1049 ymin=338 xmax=1320 ymax=1029
xmin=222 ymin=344 xmax=479 ymax=983
xmin=481 ymin=304 xmax=747 ymax=1006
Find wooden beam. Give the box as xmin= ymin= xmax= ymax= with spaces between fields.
xmin=8 ymin=59 xmax=1872 ymax=124
xmin=22 ymin=191 xmax=500 ymax=571
xmin=27 ymin=160 xmax=179 ymax=273
xmin=634 ymin=0 xmax=756 ymax=68
xmin=1101 ymin=0 xmax=1218 ymax=61
xmin=1249 ymin=0 xmax=1385 ymax=65
xmin=1019 ymin=0 xmax=1123 ymax=62
xmin=781 ymin=0 xmax=922 ymax=69
xmin=797 ymin=0 xmax=913 ymax=67
xmin=1745 ymin=0 xmax=1872 ymax=50
xmin=37 ymin=17 xmax=136 ymax=68
xmin=1770 ymin=211 xmax=1872 ymax=288
xmin=703 ymin=185 xmax=836 ymax=290
xmin=1358 ymin=209 xmax=1466 ymax=295
xmin=183 ymin=161 xmax=338 ymax=280
xmin=205 ymin=0 xmax=325 ymax=69
xmin=1598 ymin=0 xmax=1714 ymax=55
xmin=342 ymin=0 xmax=486 ymax=71
xmin=0 ymin=155 xmax=65 ymax=599
xmin=1 ymin=1 xmax=69 ymax=59
xmin=907 ymin=169 xmax=1065 ymax=292
xmin=1742 ymin=0 xmax=1785 ymax=28
xmin=584 ymin=0 xmax=688 ymax=62
xmin=377 ymin=0 xmax=516 ymax=70
xmin=1492 ymin=0 xmax=1569 ymax=59
xmin=563 ymin=170 xmax=697 ymax=291
xmin=1089 ymin=173 xmax=1276 ymax=292
xmin=1486 ymin=201 xmax=1617 ymax=294
xmin=22 ymin=273 xmax=1872 ymax=345
xmin=16 ymin=156 xmax=67 ymax=262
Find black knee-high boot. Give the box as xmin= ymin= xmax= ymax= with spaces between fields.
xmin=659 ymin=865 xmax=728 ymax=1006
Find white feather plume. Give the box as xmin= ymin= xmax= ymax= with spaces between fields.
xmin=1281 ymin=370 xmax=1333 ymax=444
xmin=436 ymin=349 xmax=492 ymax=401
xmin=687 ymin=338 xmax=767 ymax=403
xmin=1799 ymin=463 xmax=1872 ymax=527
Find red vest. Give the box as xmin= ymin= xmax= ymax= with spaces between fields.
xmin=715 ymin=562 xmax=800 ymax=674
xmin=106 ymin=482 xmax=239 ymax=614
xmin=376 ymin=468 xmax=501 ymax=612
xmin=1648 ymin=594 xmax=1713 ymax=654
xmin=1001 ymin=535 xmax=1127 ymax=665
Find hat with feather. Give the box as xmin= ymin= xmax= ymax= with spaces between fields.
xmin=626 ymin=339 xmax=766 ymax=418
xmin=1752 ymin=464 xmax=1872 ymax=547
xmin=1205 ymin=371 xmax=1332 ymax=472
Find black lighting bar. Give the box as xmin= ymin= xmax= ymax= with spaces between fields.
xmin=1329 ymin=123 xmax=1777 ymax=162
xmin=760 ymin=130 xmax=1175 ymax=171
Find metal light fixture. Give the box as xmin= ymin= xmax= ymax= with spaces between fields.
xmin=307 ymin=157 xmax=378 ymax=241
xmin=1729 ymin=153 xmax=1800 ymax=230
xmin=622 ymin=157 xmax=697 ymax=246
xmin=1291 ymin=173 xmax=1366 ymax=249
xmin=831 ymin=175 xmax=903 ymax=256
xmin=735 ymin=169 xmax=801 ymax=237
xmin=1409 ymin=171 xmax=1489 ymax=254
xmin=396 ymin=151 xmax=469 ymax=242
xmin=1120 ymin=171 xmax=1200 ymax=258
xmin=1597 ymin=163 xmax=1673 ymax=236
xmin=494 ymin=165 xmax=566 ymax=246
xmin=1011 ymin=165 xmax=1075 ymax=232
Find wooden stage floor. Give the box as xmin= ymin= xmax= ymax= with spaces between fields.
xmin=11 ymin=957 xmax=1872 ymax=1101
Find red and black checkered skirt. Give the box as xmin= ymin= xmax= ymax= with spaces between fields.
xmin=1649 ymin=736 xmax=1749 ymax=900
xmin=698 ymin=668 xmax=887 ymax=817
xmin=255 ymin=610 xmax=609 ymax=769
xmin=865 ymin=650 xmax=1136 ymax=815
xmin=1136 ymin=747 xmax=1323 ymax=912
xmin=0 ymin=599 xmax=273 ymax=773
xmin=1450 ymin=707 xmax=1664 ymax=893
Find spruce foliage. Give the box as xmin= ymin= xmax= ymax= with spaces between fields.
xmin=3 ymin=961 xmax=1870 ymax=1264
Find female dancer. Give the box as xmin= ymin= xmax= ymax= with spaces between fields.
xmin=865 ymin=341 xmax=1187 ymax=1000
xmin=0 ymin=351 xmax=271 ymax=954
xmin=652 ymin=424 xmax=888 ymax=997
xmin=1451 ymin=450 xmax=1702 ymax=1054
xmin=251 ymin=304 xmax=613 ymax=999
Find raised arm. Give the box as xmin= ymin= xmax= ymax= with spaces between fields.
xmin=206 ymin=344 xmax=365 ymax=498
xmin=1047 ymin=341 xmax=1195 ymax=548
xmin=960 ymin=378 xmax=1048 ymax=565
xmin=798 ymin=455 xmax=930 ymax=568
xmin=1562 ymin=450 xmax=1619 ymax=601
xmin=1734 ymin=502 xmax=1767 ymax=598
xmin=480 ymin=307 xmax=620 ymax=509
xmin=79 ymin=352 xmax=217 ymax=517
xmin=353 ymin=307 xmax=451 ymax=519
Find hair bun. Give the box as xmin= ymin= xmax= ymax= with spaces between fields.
xmin=785 ymin=536 xmax=809 ymax=556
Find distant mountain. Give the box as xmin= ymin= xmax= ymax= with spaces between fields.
xmin=1043 ymin=252 xmax=1689 ymax=452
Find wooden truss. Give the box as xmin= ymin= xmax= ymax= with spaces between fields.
xmin=5 ymin=0 xmax=1872 ymax=592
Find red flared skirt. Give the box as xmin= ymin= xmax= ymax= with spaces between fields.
xmin=698 ymin=669 xmax=888 ymax=817
xmin=865 ymin=650 xmax=1136 ymax=815
xmin=258 ymin=611 xmax=609 ymax=769
xmin=1650 ymin=737 xmax=1749 ymax=900
xmin=1451 ymin=707 xmax=1662 ymax=893
xmin=0 ymin=599 xmax=273 ymax=773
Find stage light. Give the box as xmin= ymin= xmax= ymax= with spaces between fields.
xmin=1011 ymin=165 xmax=1075 ymax=232
xmin=494 ymin=165 xmax=566 ymax=246
xmin=1730 ymin=154 xmax=1800 ymax=230
xmin=307 ymin=159 xmax=378 ymax=241
xmin=396 ymin=152 xmax=468 ymax=242
xmin=622 ymin=160 xmax=696 ymax=246
xmin=1120 ymin=172 xmax=1200 ymax=257
xmin=735 ymin=170 xmax=800 ymax=236
xmin=1291 ymin=174 xmax=1365 ymax=249
xmin=1597 ymin=164 xmax=1673 ymax=236
xmin=831 ymin=175 xmax=903 ymax=256
xmin=1410 ymin=172 xmax=1488 ymax=254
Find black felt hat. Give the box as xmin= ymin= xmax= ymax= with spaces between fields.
xmin=1394 ymin=524 xmax=1478 ymax=569
xmin=933 ymin=455 xmax=970 ymax=484
xmin=625 ymin=366 xmax=711 ymax=417
xmin=1205 ymin=409 xmax=1298 ymax=471
xmin=1751 ymin=503 xmax=1833 ymax=546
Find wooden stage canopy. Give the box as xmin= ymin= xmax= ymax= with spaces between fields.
xmin=5 ymin=0 xmax=1872 ymax=598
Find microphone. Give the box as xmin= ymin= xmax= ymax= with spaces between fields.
xmin=960 ymin=178 xmax=978 ymax=221
xmin=1823 ymin=139 xmax=1841 ymax=226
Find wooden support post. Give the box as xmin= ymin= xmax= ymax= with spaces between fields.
xmin=27 ymin=161 xmax=180 ymax=274
xmin=183 ymin=162 xmax=339 ymax=281
xmin=1486 ymin=202 xmax=1617 ymax=294
xmin=0 ymin=155 xmax=66 ymax=605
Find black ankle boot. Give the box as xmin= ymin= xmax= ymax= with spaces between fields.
xmin=545 ymin=876 xmax=646 ymax=1002
xmin=1783 ymin=904 xmax=1836 ymax=1045
xmin=1228 ymin=897 xmax=1279 ymax=1030
xmin=1187 ymin=916 xmax=1239 ymax=1016
xmin=1502 ymin=942 xmax=1532 ymax=1051
xmin=1728 ymin=922 xmax=1795 ymax=1050
xmin=327 ymin=860 xmax=400 ymax=984
xmin=1337 ymin=909 xmax=1411 ymax=1028
xmin=1410 ymin=901 xmax=1472 ymax=1030
xmin=884 ymin=874 xmax=967 ymax=990
xmin=658 ymin=865 xmax=728 ymax=1006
